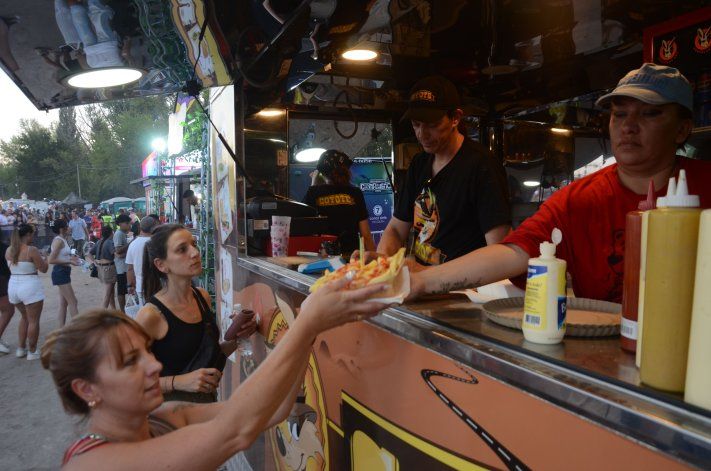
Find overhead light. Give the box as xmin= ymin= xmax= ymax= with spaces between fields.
xmin=551 ymin=127 xmax=571 ymax=135
xmin=523 ymin=180 xmax=540 ymax=187
xmin=269 ymin=138 xmax=286 ymax=143
xmin=341 ymin=49 xmax=378 ymax=61
xmin=295 ymin=147 xmax=326 ymax=163
xmin=257 ymin=108 xmax=285 ymax=118
xmin=65 ymin=67 xmax=144 ymax=89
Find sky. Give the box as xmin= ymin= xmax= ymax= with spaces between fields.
xmin=0 ymin=69 xmax=58 ymax=144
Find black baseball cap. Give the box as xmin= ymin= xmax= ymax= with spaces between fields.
xmin=317 ymin=149 xmax=353 ymax=176
xmin=402 ymin=76 xmax=461 ymax=123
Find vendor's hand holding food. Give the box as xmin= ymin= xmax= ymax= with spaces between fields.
xmin=315 ymin=248 xmax=406 ymax=294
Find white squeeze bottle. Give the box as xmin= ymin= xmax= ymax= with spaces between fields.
xmin=523 ymin=228 xmax=567 ymax=344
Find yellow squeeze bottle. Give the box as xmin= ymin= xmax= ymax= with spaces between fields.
xmin=685 ymin=209 xmax=711 ymax=409
xmin=640 ymin=171 xmax=701 ymax=393
xmin=523 ymin=228 xmax=567 ymax=345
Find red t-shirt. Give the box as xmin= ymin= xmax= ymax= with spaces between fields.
xmin=503 ymin=157 xmax=711 ymax=303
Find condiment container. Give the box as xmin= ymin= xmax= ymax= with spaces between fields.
xmin=523 ymin=228 xmax=567 ymax=344
xmin=621 ymin=181 xmax=655 ymax=353
xmin=685 ymin=209 xmax=711 ymax=409
xmin=640 ymin=171 xmax=701 ymax=393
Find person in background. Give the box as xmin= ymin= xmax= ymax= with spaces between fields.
xmin=5 ymin=224 xmax=48 ymax=360
xmin=182 ymin=189 xmax=198 ymax=227
xmin=303 ymin=149 xmax=375 ymax=255
xmin=126 ymin=216 xmax=158 ymax=306
xmin=128 ymin=208 xmax=140 ymax=237
xmin=43 ymin=273 xmax=387 ymax=468
xmin=408 ymin=64 xmax=711 ymax=302
xmin=135 ymin=224 xmax=257 ymax=403
xmin=113 ymin=214 xmax=131 ymax=312
xmin=0 ymin=234 xmax=14 ymax=354
xmin=69 ymin=209 xmax=90 ymax=256
xmin=47 ymin=219 xmax=80 ymax=327
xmin=89 ymin=225 xmax=116 ymax=310
xmin=90 ymin=210 xmax=102 ymax=241
xmin=368 ymin=75 xmax=511 ymax=267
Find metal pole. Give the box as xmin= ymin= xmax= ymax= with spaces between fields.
xmin=76 ymin=163 xmax=82 ymax=199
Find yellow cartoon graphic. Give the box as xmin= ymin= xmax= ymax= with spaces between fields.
xmin=274 ymin=402 xmax=325 ymax=471
xmin=352 ymin=431 xmax=399 ymax=471
xmin=267 ymin=298 xmax=329 ymax=471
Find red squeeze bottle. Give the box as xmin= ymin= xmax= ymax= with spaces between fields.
xmin=621 ymin=181 xmax=655 ymax=353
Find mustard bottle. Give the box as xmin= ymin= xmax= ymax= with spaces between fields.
xmin=640 ymin=170 xmax=701 ymax=393
xmin=523 ymin=228 xmax=567 ymax=345
xmin=685 ymin=209 xmax=711 ymax=409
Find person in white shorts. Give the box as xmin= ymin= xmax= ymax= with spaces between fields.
xmin=5 ymin=224 xmax=48 ymax=360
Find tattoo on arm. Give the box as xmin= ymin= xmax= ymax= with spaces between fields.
xmin=433 ymin=278 xmax=482 ymax=295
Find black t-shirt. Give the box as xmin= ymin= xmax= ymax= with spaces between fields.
xmin=394 ymin=138 xmax=511 ymax=265
xmin=304 ymin=184 xmax=369 ymax=252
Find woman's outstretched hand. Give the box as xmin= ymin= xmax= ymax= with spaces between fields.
xmin=299 ymin=277 xmax=390 ymax=336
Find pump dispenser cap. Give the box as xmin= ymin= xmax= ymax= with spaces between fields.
xmin=663 ymin=170 xmax=700 ymax=208
xmin=539 ymin=241 xmax=556 ymax=258
xmin=539 ymin=228 xmax=562 ymax=259
xmin=638 ymin=180 xmax=656 ymax=211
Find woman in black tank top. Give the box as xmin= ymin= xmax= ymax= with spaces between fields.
xmin=135 ymin=225 xmax=258 ymax=402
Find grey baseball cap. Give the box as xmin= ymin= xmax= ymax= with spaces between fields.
xmin=596 ymin=63 xmax=693 ymax=112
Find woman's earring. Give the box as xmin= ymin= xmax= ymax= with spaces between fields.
xmin=88 ymin=400 xmax=96 ymax=408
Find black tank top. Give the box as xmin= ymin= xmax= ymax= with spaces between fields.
xmin=149 ymin=289 xmax=206 ymax=376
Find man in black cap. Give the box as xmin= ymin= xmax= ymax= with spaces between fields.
xmin=376 ymin=75 xmax=511 ymax=266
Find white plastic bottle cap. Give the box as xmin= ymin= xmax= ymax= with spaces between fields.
xmin=665 ymin=169 xmax=700 ymax=208
xmin=539 ymin=241 xmax=556 ymax=258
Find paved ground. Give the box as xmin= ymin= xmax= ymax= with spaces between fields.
xmin=0 ymin=267 xmax=105 ymax=470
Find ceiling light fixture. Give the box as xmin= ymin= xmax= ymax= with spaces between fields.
xmin=295 ymin=147 xmax=326 ymax=163
xmin=523 ymin=180 xmax=540 ymax=187
xmin=550 ymin=127 xmax=571 ymax=135
xmin=66 ymin=68 xmax=144 ymax=89
xmin=341 ymin=49 xmax=378 ymax=61
xmin=257 ymin=108 xmax=285 ymax=118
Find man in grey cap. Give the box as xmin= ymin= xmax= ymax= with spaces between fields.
xmin=408 ymin=63 xmax=711 ymax=303
xmin=373 ymin=75 xmax=511 ymax=266
xmin=125 ymin=216 xmax=159 ymax=306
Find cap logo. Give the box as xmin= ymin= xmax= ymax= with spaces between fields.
xmin=694 ymin=26 xmax=711 ymax=54
xmin=411 ymin=90 xmax=436 ymax=103
xmin=659 ymin=38 xmax=678 ymax=64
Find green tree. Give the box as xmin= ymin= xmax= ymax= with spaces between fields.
xmin=0 ymin=119 xmax=71 ymax=199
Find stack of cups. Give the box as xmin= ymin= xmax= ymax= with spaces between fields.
xmin=270 ymin=216 xmax=291 ymax=257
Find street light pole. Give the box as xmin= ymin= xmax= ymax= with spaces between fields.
xmin=76 ymin=163 xmax=82 ymax=199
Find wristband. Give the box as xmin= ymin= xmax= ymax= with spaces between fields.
xmin=171 ymin=375 xmax=176 ymax=392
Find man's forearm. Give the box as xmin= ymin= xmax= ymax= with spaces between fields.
xmin=376 ymin=226 xmax=406 ymax=256
xmin=127 ymin=266 xmax=136 ymax=286
xmin=419 ymin=244 xmax=529 ymax=295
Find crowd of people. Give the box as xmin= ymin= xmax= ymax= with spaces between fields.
xmin=0 ymin=203 xmax=148 ymax=358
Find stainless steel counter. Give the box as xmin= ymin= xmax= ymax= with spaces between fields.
xmin=238 ymin=256 xmax=711 ymax=468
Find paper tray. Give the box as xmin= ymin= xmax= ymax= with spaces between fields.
xmin=368 ymin=266 xmax=410 ymax=305
xmin=482 ymin=297 xmax=621 ymax=337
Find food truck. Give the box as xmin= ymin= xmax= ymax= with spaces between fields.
xmin=2 ymin=1 xmax=710 ymax=469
